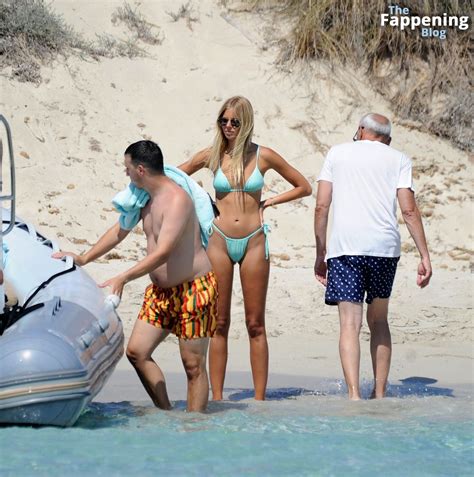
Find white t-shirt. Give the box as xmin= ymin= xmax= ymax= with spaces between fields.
xmin=317 ymin=140 xmax=414 ymax=260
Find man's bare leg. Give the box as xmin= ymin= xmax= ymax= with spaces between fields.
xmin=179 ymin=337 xmax=210 ymax=412
xmin=338 ymin=301 xmax=363 ymax=400
xmin=126 ymin=319 xmax=172 ymax=410
xmin=367 ymin=298 xmax=391 ymax=399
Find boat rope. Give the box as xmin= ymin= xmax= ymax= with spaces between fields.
xmin=0 ymin=263 xmax=76 ymax=335
xmin=0 ymin=303 xmax=44 ymax=335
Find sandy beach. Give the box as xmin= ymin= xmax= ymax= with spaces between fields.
xmin=2 ymin=0 xmax=472 ymax=401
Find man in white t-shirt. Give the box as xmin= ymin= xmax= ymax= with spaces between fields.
xmin=314 ymin=113 xmax=432 ymax=400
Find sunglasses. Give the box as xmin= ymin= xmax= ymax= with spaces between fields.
xmin=218 ymin=117 xmax=241 ymax=128
xmin=353 ymin=126 xmax=364 ymax=141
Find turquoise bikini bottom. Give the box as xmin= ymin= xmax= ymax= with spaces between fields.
xmin=210 ymin=223 xmax=270 ymax=264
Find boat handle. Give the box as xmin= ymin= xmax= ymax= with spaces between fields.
xmin=0 ymin=114 xmax=16 ymax=236
xmin=104 ymin=294 xmax=120 ymax=310
xmin=80 ymin=330 xmax=94 ymax=348
xmin=99 ymin=295 xmax=121 ymax=332
xmin=62 ymin=255 xmax=73 ymax=268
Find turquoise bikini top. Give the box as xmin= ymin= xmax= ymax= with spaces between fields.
xmin=213 ymin=146 xmax=264 ymax=193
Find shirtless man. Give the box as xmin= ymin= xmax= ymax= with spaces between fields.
xmin=54 ymin=140 xmax=217 ymax=412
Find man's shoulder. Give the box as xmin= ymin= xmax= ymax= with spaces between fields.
xmin=330 ymin=141 xmax=353 ymax=152
xmin=328 ymin=141 xmax=357 ymax=155
xmin=326 ymin=142 xmax=356 ymax=160
xmin=331 ymin=141 xmax=408 ymax=158
xmin=361 ymin=140 xmax=408 ymax=158
xmin=373 ymin=142 xmax=407 ymax=158
xmin=165 ymin=181 xmax=192 ymax=204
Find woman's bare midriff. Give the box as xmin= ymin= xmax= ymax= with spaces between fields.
xmin=214 ymin=191 xmax=263 ymax=237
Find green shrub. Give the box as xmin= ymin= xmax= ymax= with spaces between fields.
xmin=0 ymin=0 xmax=77 ymax=82
xmin=244 ymin=0 xmax=472 ymax=150
xmin=0 ymin=0 xmax=159 ymax=83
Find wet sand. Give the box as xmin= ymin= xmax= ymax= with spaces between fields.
xmin=96 ymin=337 xmax=473 ymax=403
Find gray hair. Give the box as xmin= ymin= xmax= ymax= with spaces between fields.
xmin=359 ymin=113 xmax=391 ymax=137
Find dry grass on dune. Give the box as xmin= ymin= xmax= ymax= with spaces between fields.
xmin=0 ymin=0 xmax=160 ymax=83
xmin=244 ymin=0 xmax=473 ymax=151
xmin=0 ymin=0 xmax=77 ymax=83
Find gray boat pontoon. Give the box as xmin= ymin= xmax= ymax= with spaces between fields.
xmin=0 ymin=115 xmax=124 ymax=426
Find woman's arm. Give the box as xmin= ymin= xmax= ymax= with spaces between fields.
xmin=260 ymin=147 xmax=312 ymax=209
xmin=178 ymin=148 xmax=210 ymax=175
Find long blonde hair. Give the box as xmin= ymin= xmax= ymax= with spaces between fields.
xmin=207 ymin=96 xmax=254 ymax=188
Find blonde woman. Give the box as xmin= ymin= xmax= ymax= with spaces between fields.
xmin=179 ymin=96 xmax=312 ymax=400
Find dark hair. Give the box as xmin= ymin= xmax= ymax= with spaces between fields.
xmin=124 ymin=140 xmax=164 ymax=175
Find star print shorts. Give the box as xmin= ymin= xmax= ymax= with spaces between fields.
xmin=325 ymin=255 xmax=400 ymax=305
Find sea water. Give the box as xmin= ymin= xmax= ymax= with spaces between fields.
xmin=1 ymin=381 xmax=472 ymax=476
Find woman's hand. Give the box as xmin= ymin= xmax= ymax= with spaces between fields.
xmin=260 ymin=198 xmax=274 ymax=209
xmin=259 ymin=199 xmax=273 ymax=222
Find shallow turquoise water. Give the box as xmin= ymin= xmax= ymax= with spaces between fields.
xmin=1 ymin=387 xmax=473 ymax=477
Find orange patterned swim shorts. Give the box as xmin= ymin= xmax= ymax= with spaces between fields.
xmin=138 ymin=271 xmax=218 ymax=340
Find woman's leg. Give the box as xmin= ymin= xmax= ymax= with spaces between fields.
xmin=239 ymin=232 xmax=270 ymax=400
xmin=206 ymin=232 xmax=234 ymax=400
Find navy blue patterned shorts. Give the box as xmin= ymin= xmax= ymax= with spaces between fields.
xmin=325 ymin=255 xmax=400 ymax=306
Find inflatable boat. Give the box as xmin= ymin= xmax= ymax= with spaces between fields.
xmin=0 ymin=211 xmax=124 ymax=426
xmin=0 ymin=116 xmax=124 ymax=426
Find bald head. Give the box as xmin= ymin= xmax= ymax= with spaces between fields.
xmin=359 ymin=113 xmax=391 ymax=139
